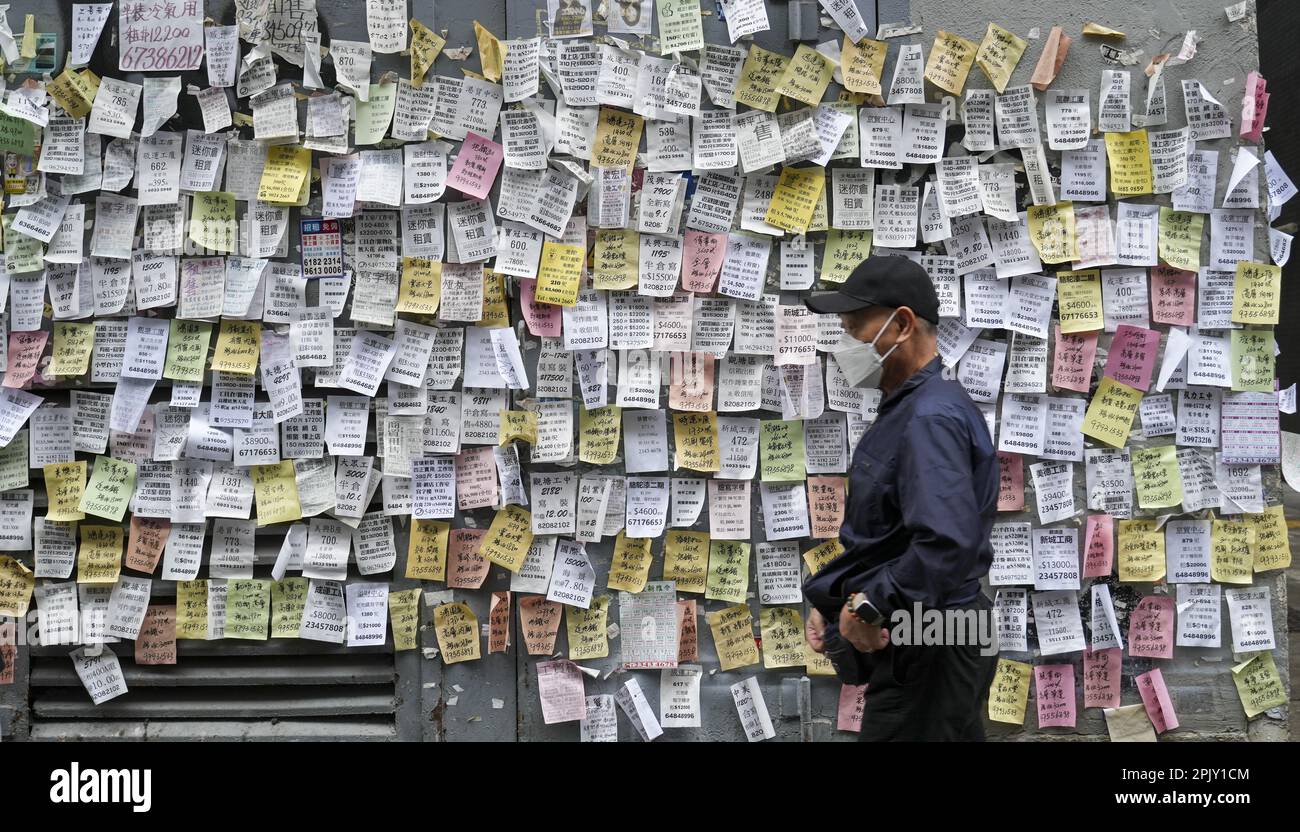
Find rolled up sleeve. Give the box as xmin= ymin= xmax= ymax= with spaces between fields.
xmin=845 ymin=412 xmax=985 ymax=621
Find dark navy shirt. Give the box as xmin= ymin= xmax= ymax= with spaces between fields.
xmin=803 ymin=356 xmax=998 ymax=622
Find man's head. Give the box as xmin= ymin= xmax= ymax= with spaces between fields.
xmin=804 ymin=256 xmax=941 ymax=393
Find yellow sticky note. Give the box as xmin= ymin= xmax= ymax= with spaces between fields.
xmin=975 ymin=23 xmax=1027 ymax=93
xmin=924 ymin=30 xmax=979 ymax=95
xmin=1232 ymin=653 xmax=1288 ymax=718
xmin=1117 ymin=519 xmax=1166 ymax=582
xmin=592 ymin=107 xmax=644 ymax=172
xmin=189 ymin=191 xmax=237 ymax=253
xmin=775 ymin=44 xmax=835 ymax=106
xmin=20 ymin=14 xmax=35 ymax=60
xmin=760 ymin=607 xmax=807 ymax=669
xmin=479 ymin=271 xmax=510 ymax=328
xmin=499 ymin=410 xmax=537 ymax=446
xmin=534 ymin=241 xmax=584 ymax=307
xmin=78 ymin=456 xmax=137 ymax=522
xmin=1104 ymin=130 xmax=1153 ymax=196
xmin=175 ymin=580 xmax=209 ymax=640
xmin=479 ymin=504 xmax=534 ymax=572
xmin=0 ymin=554 xmax=34 ymax=617
xmin=50 ymin=322 xmax=94 ymax=377
xmin=1082 ymin=376 xmax=1142 ymax=448
xmin=473 ymin=21 xmax=504 ymax=82
xmin=211 ymin=319 xmax=261 ymax=375
xmin=607 ymin=532 xmax=653 ymax=593
xmin=664 ymin=530 xmax=709 ymax=594
xmin=760 ymin=419 xmax=807 ymax=482
xmin=735 ymin=45 xmax=790 ymax=112
xmin=673 ymin=412 xmax=721 ymax=473
xmin=406 ymin=518 xmax=450 ymax=581
xmin=765 ymin=166 xmax=825 ymax=235
xmin=841 ymin=36 xmax=887 ymax=96
xmin=44 ymin=461 xmax=86 ymax=521
xmin=670 ymin=413 xmax=722 ymax=478
xmin=707 ymin=604 xmax=761 ymax=671
xmin=1231 ymin=261 xmax=1281 ymax=325
xmin=257 ymin=145 xmax=311 ymax=204
xmin=820 ymin=230 xmax=873 ymax=284
xmin=252 ymin=461 xmax=302 ymax=526
xmin=803 ymin=539 xmax=843 ymax=574
xmin=434 ymin=602 xmax=482 ymax=663
xmin=408 ymin=18 xmax=446 ymax=87
xmin=77 ymin=524 xmax=123 ymax=584
xmin=396 ymin=257 xmax=442 ymax=314
xmin=1211 ymin=520 xmax=1254 ymax=584
xmin=593 ymin=228 xmax=639 ymax=290
xmin=163 ymin=319 xmax=213 ymax=383
xmin=1230 ymin=328 xmax=1275 ymax=392
xmin=1244 ymin=504 xmax=1291 ymax=572
xmin=389 ymin=587 xmax=423 ymax=651
xmin=706 ymin=540 xmax=751 ymax=603
xmin=1027 ymin=201 xmax=1079 ymax=263
xmin=225 ymin=579 xmax=271 ymax=640
xmin=1157 ymin=207 xmax=1205 ymax=272
xmin=1055 ymin=269 xmax=1104 ymax=333
xmin=1131 ymin=445 xmax=1182 ymax=509
xmin=48 ymin=68 xmax=97 ymax=119
xmin=988 ymin=658 xmax=1032 ymax=724
xmin=271 ymin=578 xmax=308 ymax=638
xmin=579 ymin=405 xmax=621 ymax=464
xmin=566 ymin=595 xmax=610 ymax=660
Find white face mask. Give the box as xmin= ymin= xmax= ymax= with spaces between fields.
xmin=832 ymin=309 xmax=900 ymax=388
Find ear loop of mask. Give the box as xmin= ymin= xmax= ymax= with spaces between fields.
xmin=870 ymin=309 xmax=902 ymax=363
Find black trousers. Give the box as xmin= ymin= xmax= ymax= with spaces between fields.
xmin=858 ymin=593 xmax=999 ymax=742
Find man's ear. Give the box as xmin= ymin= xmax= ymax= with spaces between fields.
xmin=894 ymin=306 xmax=919 ymax=341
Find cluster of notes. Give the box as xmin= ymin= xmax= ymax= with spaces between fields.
xmin=0 ymin=0 xmax=1290 ymax=740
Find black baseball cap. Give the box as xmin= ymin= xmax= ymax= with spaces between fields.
xmin=803 ymin=256 xmax=941 ymax=324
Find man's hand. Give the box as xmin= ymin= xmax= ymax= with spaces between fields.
xmin=805 ymin=607 xmax=827 ymax=654
xmin=840 ymin=604 xmax=889 ymax=653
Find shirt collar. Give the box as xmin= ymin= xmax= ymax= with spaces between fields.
xmin=878 ymin=355 xmax=942 ymax=413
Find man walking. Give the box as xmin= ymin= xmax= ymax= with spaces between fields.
xmin=802 ymin=256 xmax=1000 ymax=741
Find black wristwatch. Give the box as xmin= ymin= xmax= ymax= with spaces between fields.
xmin=848 ymin=592 xmax=885 ymax=626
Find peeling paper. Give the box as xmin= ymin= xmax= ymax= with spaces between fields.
xmin=1082 ymin=23 xmax=1126 ymax=38
xmin=875 ymin=22 xmax=922 ymax=39
xmin=1100 ymin=43 xmax=1142 ymax=66
xmin=1030 ymin=26 xmax=1070 ymax=91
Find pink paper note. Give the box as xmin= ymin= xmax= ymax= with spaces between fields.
xmin=447 ymin=131 xmax=504 ymax=200
xmin=1150 ymin=266 xmax=1196 ymax=327
xmin=1051 ymin=326 xmax=1098 ymax=393
xmin=1129 ymin=595 xmax=1175 ymax=659
xmin=3 ymin=330 xmax=48 ymax=389
xmin=1241 ymin=71 xmax=1268 ymax=143
xmin=1083 ymin=514 xmax=1114 ymax=577
xmin=1083 ymin=647 xmax=1122 ymax=708
xmin=1136 ymin=667 xmax=1179 ymax=733
xmin=837 ymin=683 xmax=867 ymax=732
xmin=520 ymin=278 xmax=562 ymax=337
xmin=454 ymin=446 xmax=499 ymax=510
xmin=997 ymin=452 xmax=1023 ymax=511
xmin=682 ymin=230 xmax=727 ymax=293
xmin=1103 ymin=325 xmax=1159 ymax=392
xmin=1034 ymin=663 xmax=1077 ymax=728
